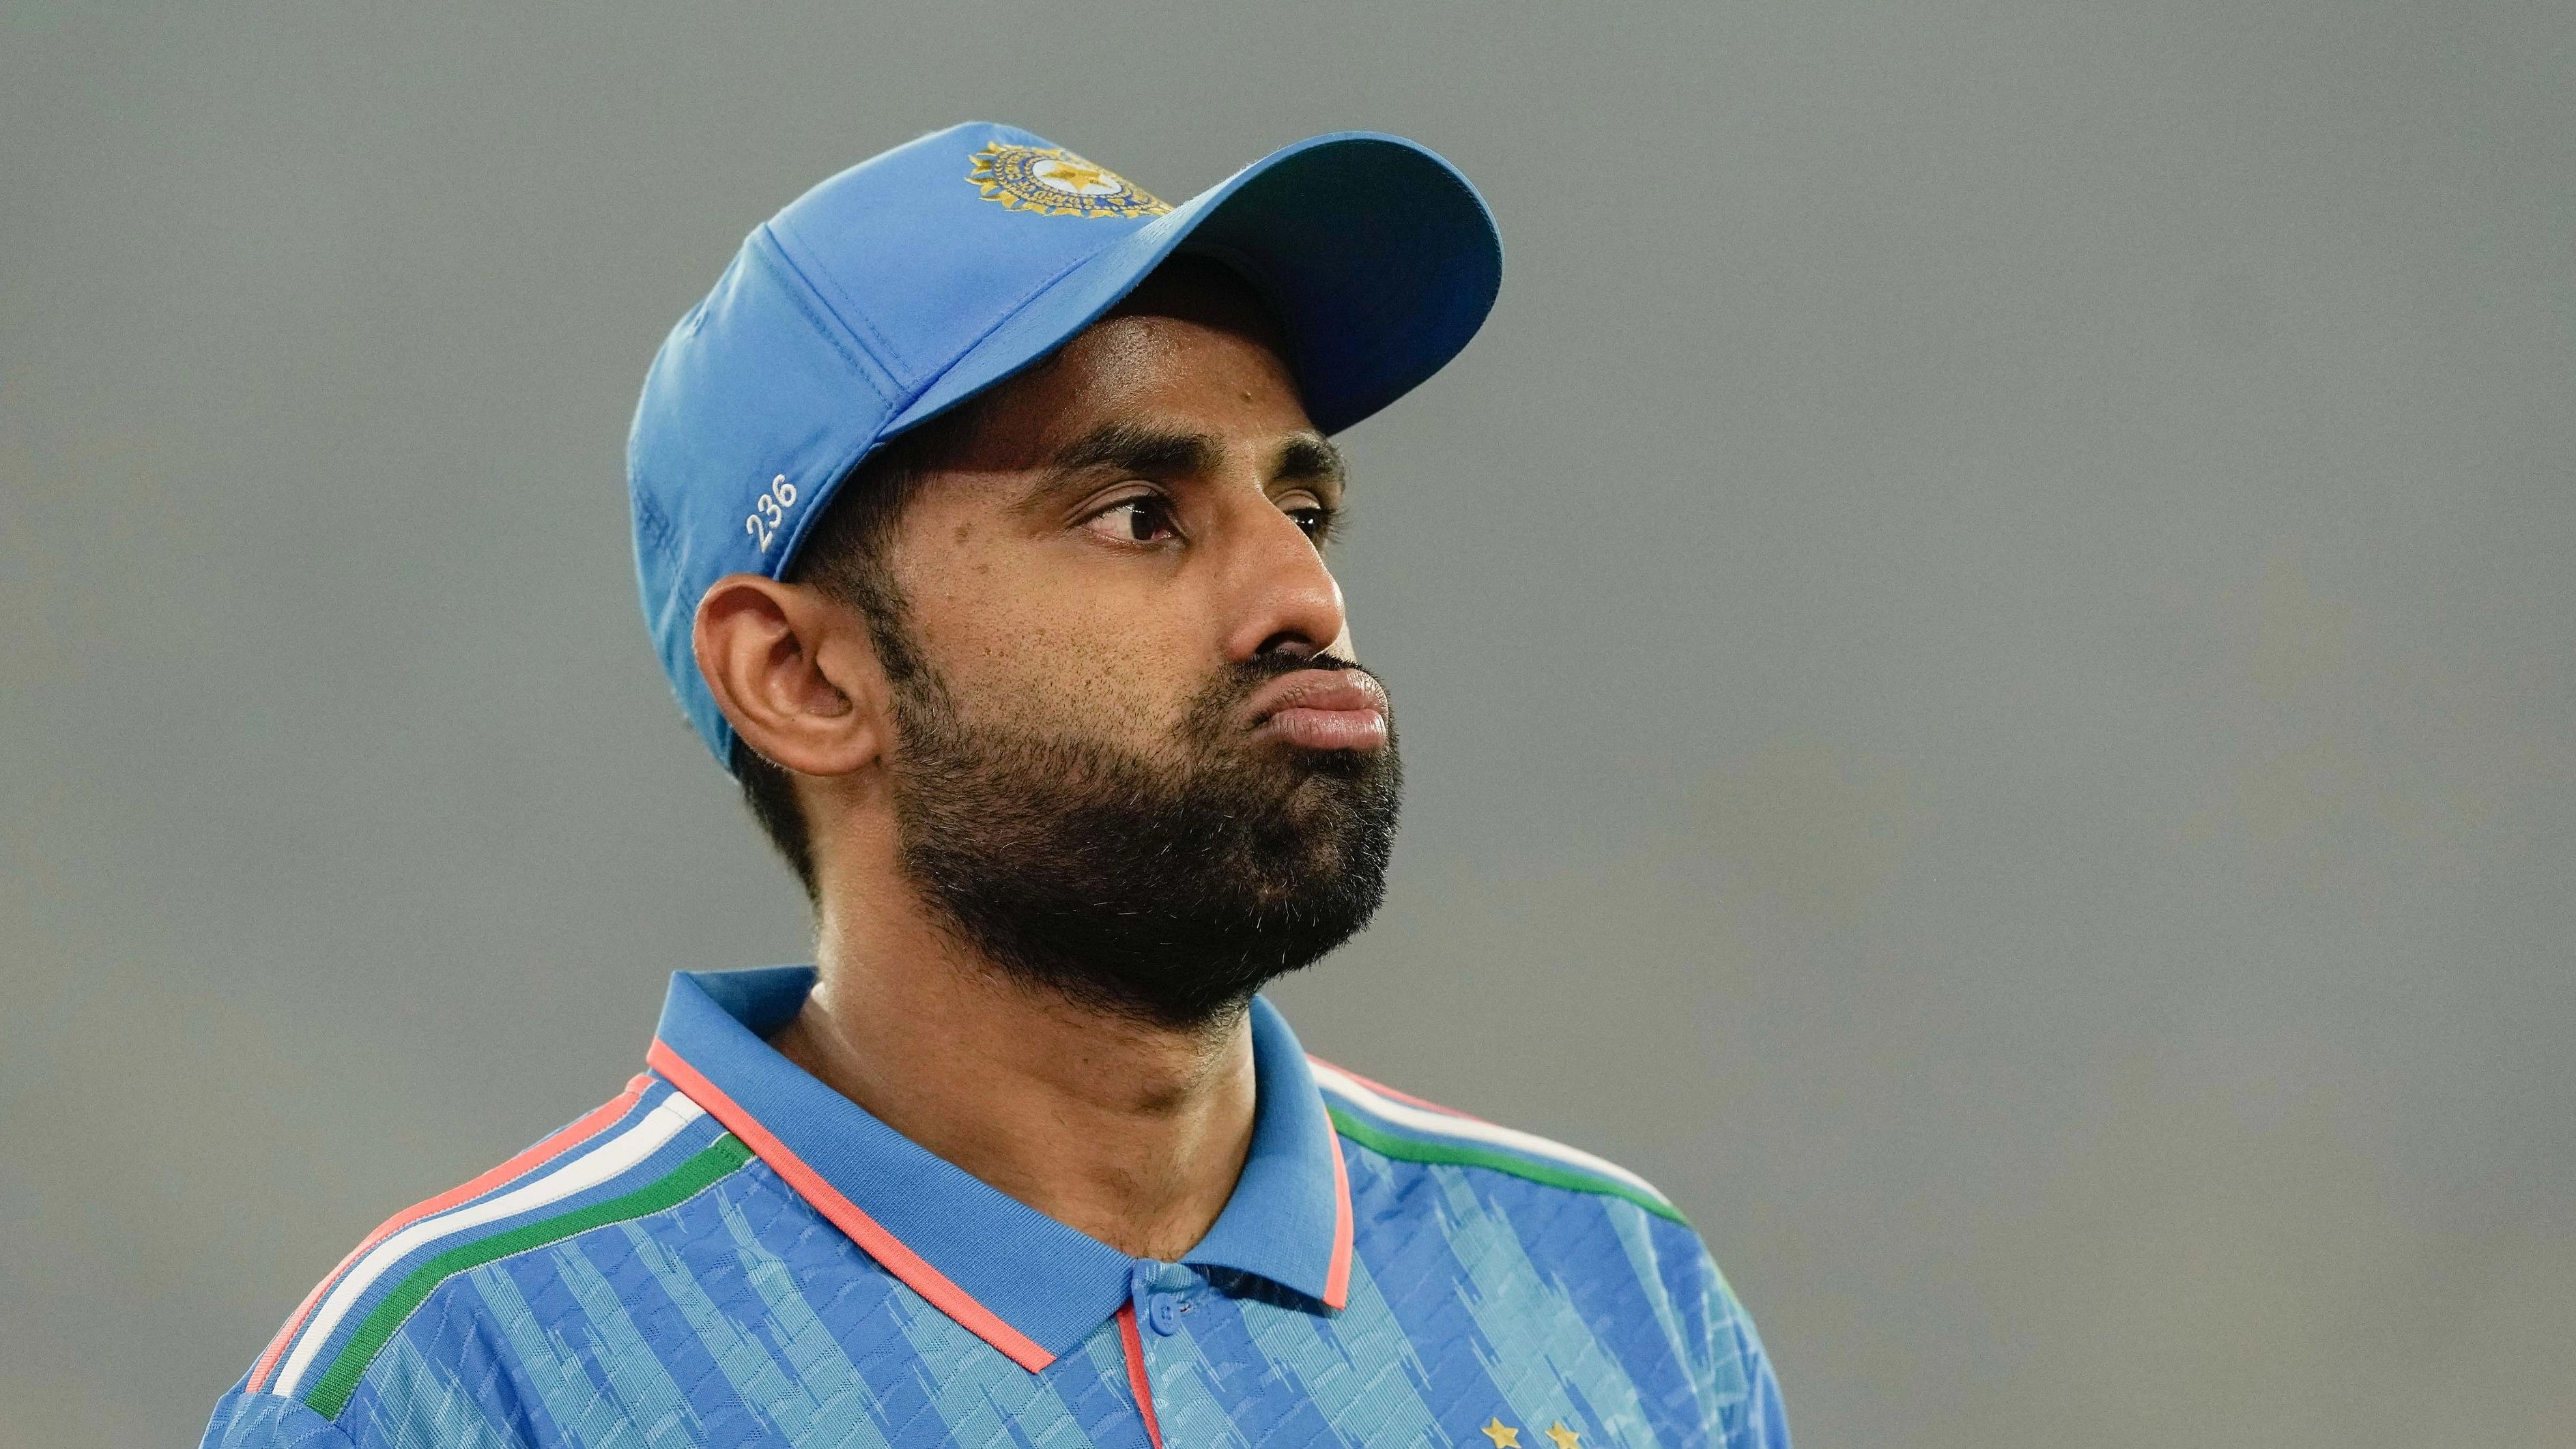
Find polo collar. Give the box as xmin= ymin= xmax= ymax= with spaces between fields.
xmin=643 ymin=967 xmax=1352 ymax=1372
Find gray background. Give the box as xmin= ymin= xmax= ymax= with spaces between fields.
xmin=4 ymin=1 xmax=2571 ymax=1444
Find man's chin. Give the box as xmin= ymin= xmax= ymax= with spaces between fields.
xmin=883 ymin=669 xmax=1401 ymax=1026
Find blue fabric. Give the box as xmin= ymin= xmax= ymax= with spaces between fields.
xmin=205 ymin=971 xmax=1787 ymax=1448
xmin=627 ymin=122 xmax=1504 ymax=766
xmin=201 ymin=1391 xmax=353 ymax=1449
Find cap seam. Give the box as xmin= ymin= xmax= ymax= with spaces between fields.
xmin=883 ymin=225 xmax=1151 ymax=428
xmin=748 ymin=227 xmax=904 ymax=403
xmin=759 ymin=223 xmax=926 ymax=390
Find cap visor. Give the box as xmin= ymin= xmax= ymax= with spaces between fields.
xmin=885 ymin=132 xmax=1502 ymax=439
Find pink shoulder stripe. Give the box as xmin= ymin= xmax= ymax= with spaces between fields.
xmin=244 ymin=1074 xmax=653 ymax=1393
xmin=645 ymin=1039 xmax=1057 ymax=1373
xmin=1308 ymin=1055 xmax=1487 ymax=1123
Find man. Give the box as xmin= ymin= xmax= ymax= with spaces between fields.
xmin=202 ymin=123 xmax=1788 ymax=1448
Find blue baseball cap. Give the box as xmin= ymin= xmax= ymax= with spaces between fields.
xmin=628 ymin=121 xmax=1502 ymax=768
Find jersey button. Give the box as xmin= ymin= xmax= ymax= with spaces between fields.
xmin=1146 ymin=1293 xmax=1184 ymax=1336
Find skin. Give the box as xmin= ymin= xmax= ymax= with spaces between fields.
xmin=690 ymin=265 xmax=1379 ymax=1261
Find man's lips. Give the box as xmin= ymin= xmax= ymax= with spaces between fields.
xmin=1242 ymin=668 xmax=1390 ymax=751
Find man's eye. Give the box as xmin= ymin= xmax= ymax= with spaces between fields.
xmin=1287 ymin=506 xmax=1336 ymax=541
xmin=1083 ymin=496 xmax=1178 ymax=543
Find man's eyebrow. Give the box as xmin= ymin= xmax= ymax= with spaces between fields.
xmin=1047 ymin=422 xmax=1223 ymax=479
xmin=1274 ymin=434 xmax=1347 ymax=489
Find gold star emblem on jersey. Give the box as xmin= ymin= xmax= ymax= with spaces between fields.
xmin=1545 ymin=1423 xmax=1582 ymax=1449
xmin=968 ymin=143 xmax=1171 ymax=218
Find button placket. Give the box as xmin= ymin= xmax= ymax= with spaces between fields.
xmin=1121 ymin=1261 xmax=1201 ymax=1449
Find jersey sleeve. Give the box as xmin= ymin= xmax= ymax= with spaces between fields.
xmin=1651 ymin=1214 xmax=1792 ymax=1449
xmin=198 ymin=1387 xmax=358 ymax=1449
xmin=1728 ymin=1304 xmax=1792 ymax=1449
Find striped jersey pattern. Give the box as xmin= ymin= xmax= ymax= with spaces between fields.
xmin=202 ymin=970 xmax=1787 ymax=1449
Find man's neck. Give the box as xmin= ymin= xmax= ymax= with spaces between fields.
xmin=769 ymin=893 xmax=1258 ymax=1263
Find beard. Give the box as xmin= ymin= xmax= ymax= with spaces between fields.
xmin=882 ymin=650 xmax=1402 ymax=1029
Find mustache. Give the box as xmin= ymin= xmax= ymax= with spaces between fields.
xmin=1206 ymin=649 xmax=1371 ymax=700
xmin=1244 ymin=649 xmax=1362 ymax=680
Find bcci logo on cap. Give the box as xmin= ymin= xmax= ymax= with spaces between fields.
xmin=969 ymin=143 xmax=1171 ymax=219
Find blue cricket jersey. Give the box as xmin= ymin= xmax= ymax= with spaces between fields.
xmin=204 ymin=968 xmax=1789 ymax=1448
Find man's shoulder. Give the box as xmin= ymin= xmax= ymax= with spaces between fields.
xmin=1315 ymin=1056 xmax=1788 ymax=1444
xmin=216 ymin=1075 xmax=770 ymax=1437
xmin=1310 ymin=1055 xmax=1691 ymax=1227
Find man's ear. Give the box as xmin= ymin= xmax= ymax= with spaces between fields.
xmin=692 ymin=574 xmax=888 ymax=777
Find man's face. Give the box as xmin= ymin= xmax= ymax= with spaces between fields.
xmin=868 ymin=261 xmax=1402 ymax=1027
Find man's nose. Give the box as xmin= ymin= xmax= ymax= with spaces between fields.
xmin=1217 ymin=498 xmax=1349 ymax=665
